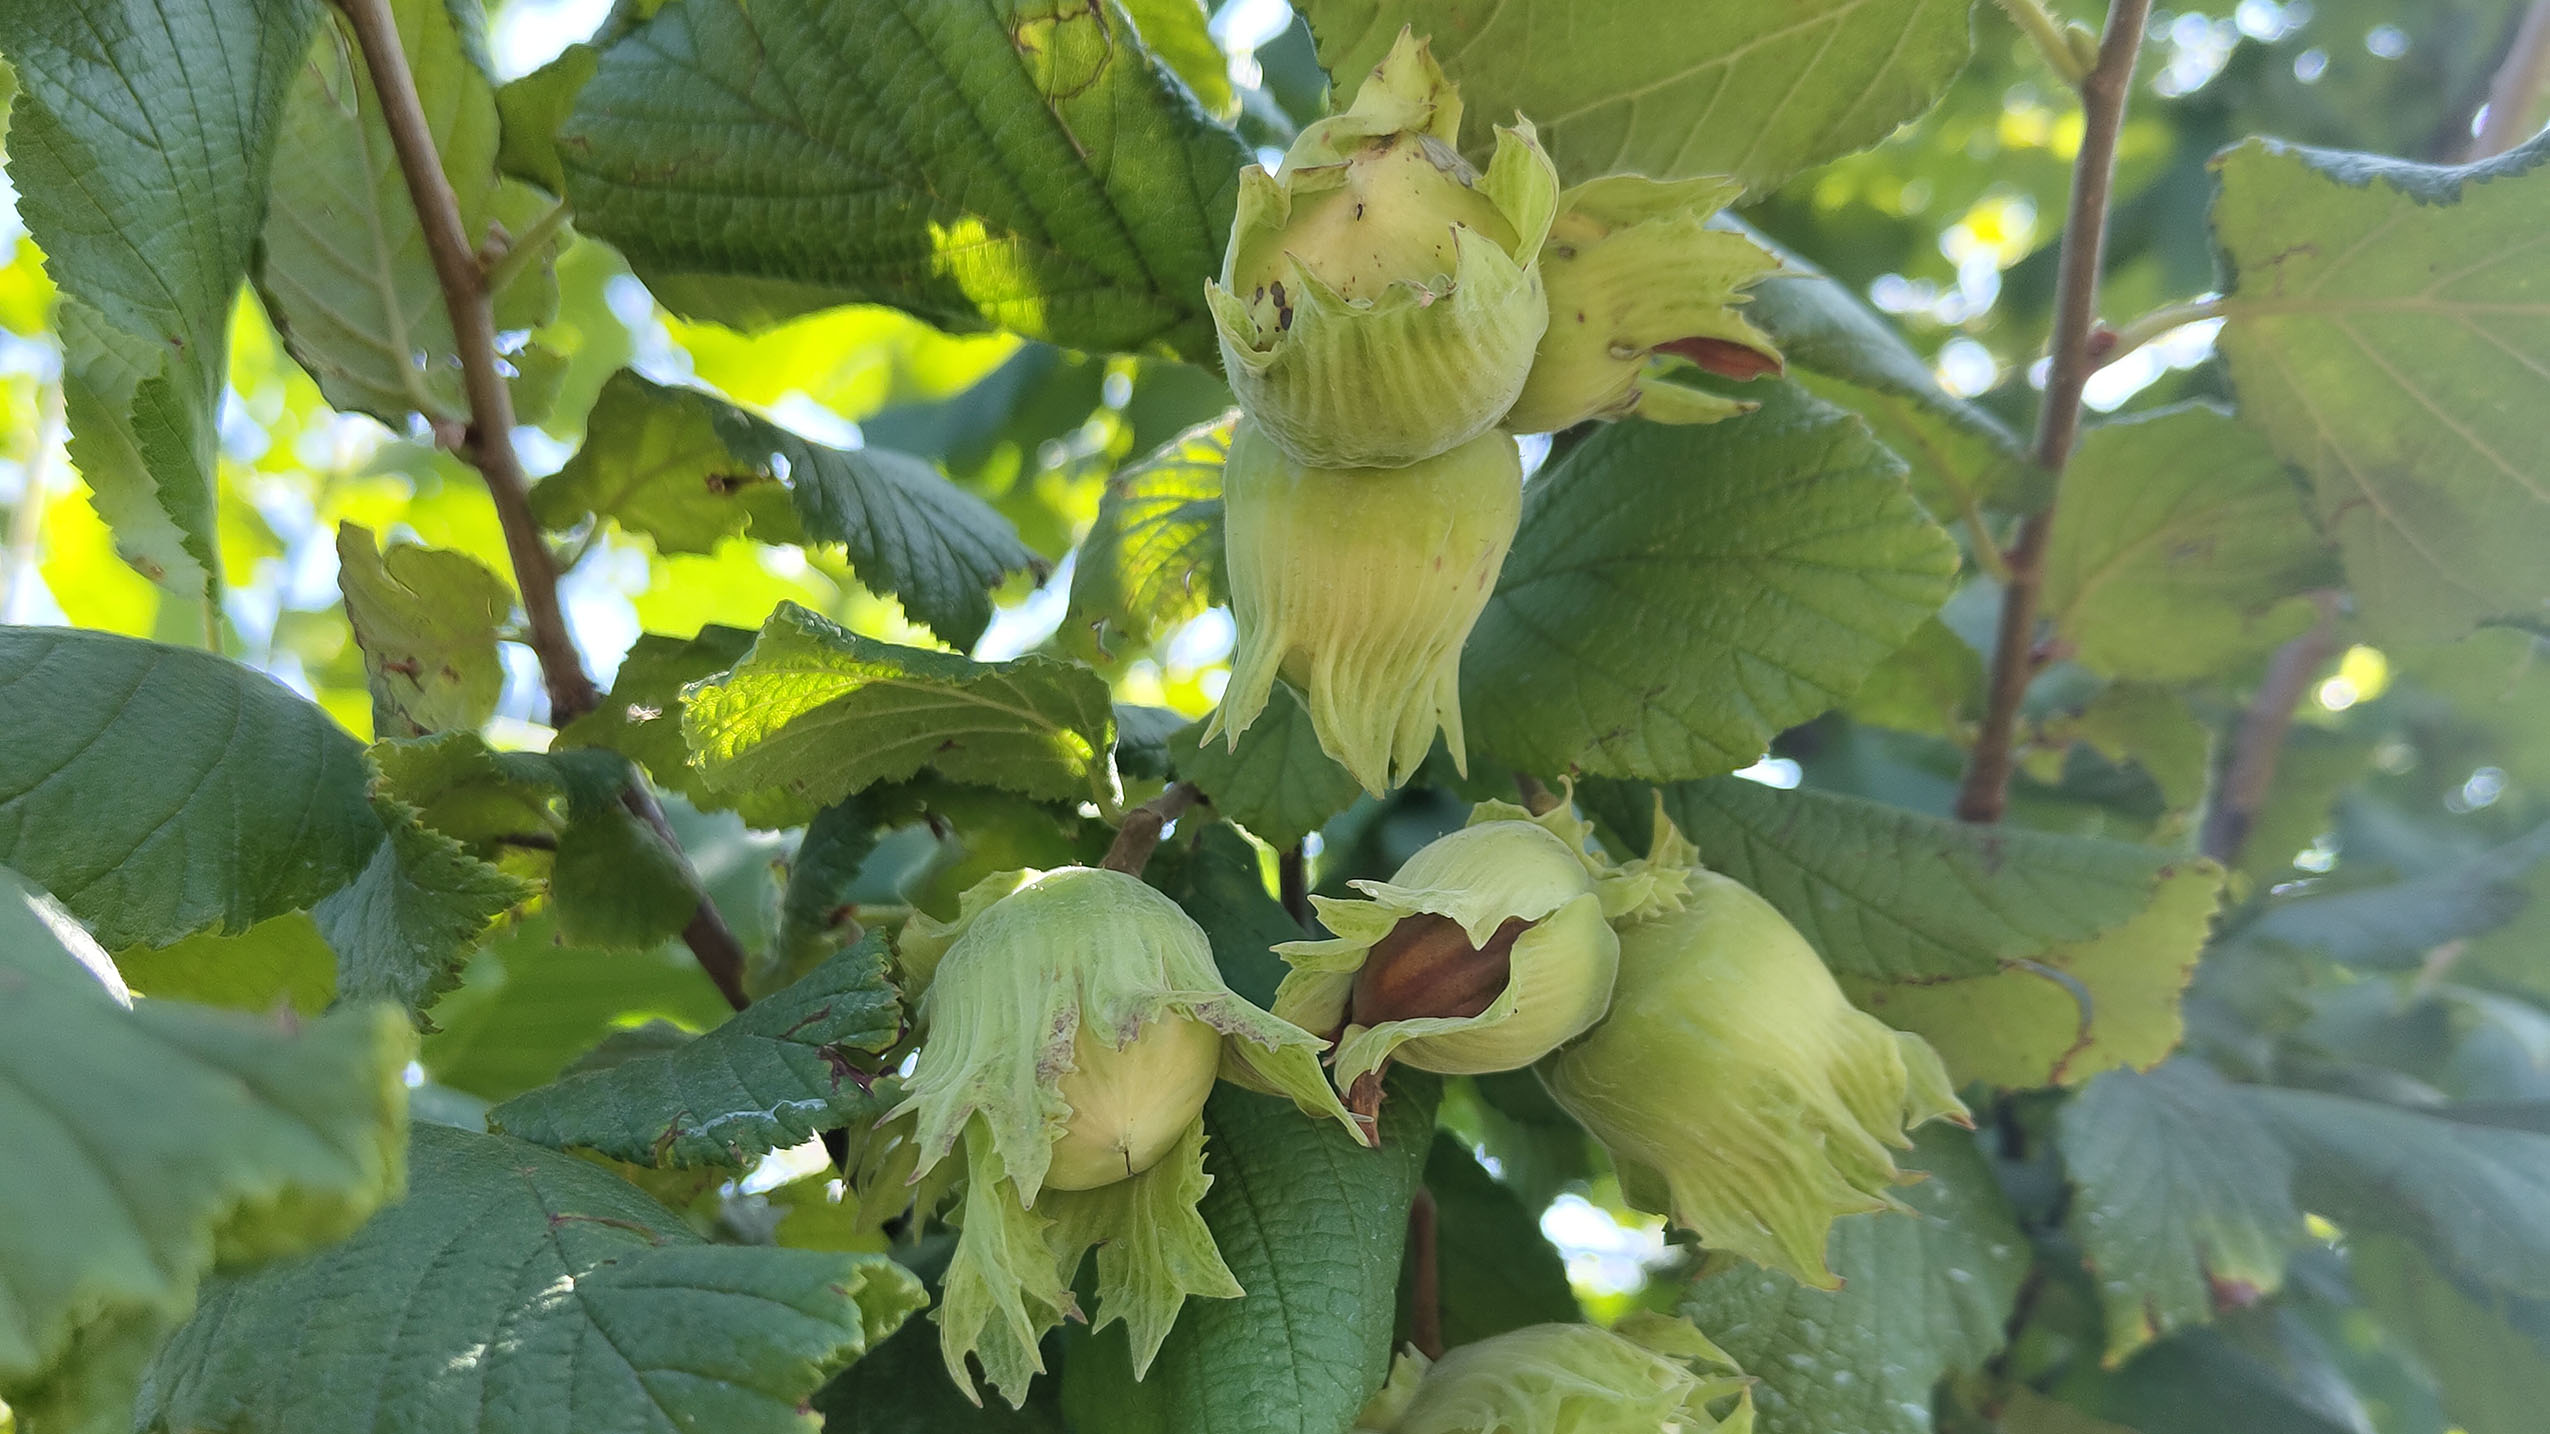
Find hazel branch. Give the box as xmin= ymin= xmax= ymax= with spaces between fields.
xmin=332 ymin=0 xmax=750 ymax=1010
xmin=1102 ymin=782 xmax=1207 ymax=876
xmin=1955 ymin=0 xmax=2155 ymax=826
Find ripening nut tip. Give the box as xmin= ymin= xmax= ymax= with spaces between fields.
xmin=1353 ymin=1313 xmax=1755 ymax=1434
xmin=1537 ymin=829 xmax=1967 ymax=1288
xmin=1503 ymin=174 xmax=1785 ymax=434
xmin=891 ymin=866 xmax=1358 ymax=1406
xmin=1206 ymin=28 xmax=1560 ymax=468
xmin=1203 ymin=417 xmax=1521 ymax=795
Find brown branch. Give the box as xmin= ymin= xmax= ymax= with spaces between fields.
xmin=1102 ymin=782 xmax=1205 ymax=876
xmin=333 ymin=0 xmax=750 ymax=1010
xmin=1514 ymin=773 xmax=1561 ymax=816
xmin=330 ymin=0 xmax=595 ymax=726
xmin=1407 ymin=1185 xmax=1444 ymax=1359
xmin=2200 ymin=593 xmax=2342 ymax=865
xmin=1955 ymin=0 xmax=2155 ymax=825
xmin=2473 ymin=0 xmax=2550 ymax=159
xmin=1279 ymin=844 xmax=1312 ymax=929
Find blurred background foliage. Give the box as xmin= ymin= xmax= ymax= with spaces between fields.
xmin=4 ymin=3 xmax=2550 ymax=1433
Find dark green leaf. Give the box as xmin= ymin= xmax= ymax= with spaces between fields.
xmin=685 ymin=602 xmax=1117 ymax=813
xmin=2244 ymin=823 xmax=2550 ymax=968
xmin=489 ymin=936 xmax=900 ymax=1167
xmin=1682 ymin=1127 xmax=2027 ymax=1434
xmin=1148 ymin=820 xmax=1300 ymax=1008
xmin=559 ymin=0 xmax=1248 ymax=358
xmin=1173 ymin=683 xmax=1362 ymax=850
xmin=494 ymin=44 xmax=598 ymax=194
xmin=2060 ymin=1060 xmax=2307 ymax=1363
xmin=0 ymin=867 xmax=409 ymax=1424
xmin=2043 ymin=407 xmax=2335 ymax=683
xmin=1416 ymin=1135 xmax=1577 ymax=1348
xmin=547 ymin=803 xmax=698 ymax=952
xmin=138 ymin=1124 xmax=926 ymax=1434
xmin=2213 ymin=131 xmax=2550 ymax=642
xmin=765 ymin=797 xmax=885 ymax=997
xmin=1582 ymin=776 xmax=2179 ymax=982
xmin=2249 ymin=1089 xmax=2550 ymax=1298
xmin=1463 ymin=384 xmax=1959 ymax=782
xmin=2352 ymin=1235 xmax=2550 ymax=1434
xmin=1303 ymin=0 xmax=1975 ymax=195
xmin=1059 ymin=1074 xmax=1439 ymax=1434
xmin=0 ymin=629 xmax=381 ymax=949
xmin=313 ymin=797 xmax=535 ymax=1020
xmin=0 ymin=0 xmax=321 ymax=597
xmin=533 ymin=370 xmax=1038 ymax=648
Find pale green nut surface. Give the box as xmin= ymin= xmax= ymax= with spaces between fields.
xmin=1204 ymin=417 xmax=1521 ymax=794
xmin=1355 ymin=1313 xmax=1754 ymax=1434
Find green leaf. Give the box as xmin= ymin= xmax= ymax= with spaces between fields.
xmin=1581 ymin=776 xmax=2180 ymax=981
xmin=1681 ymin=1127 xmax=2027 ymax=1434
xmin=532 ymin=370 xmax=1040 ymax=648
xmin=494 ymin=44 xmax=598 ymax=194
xmin=2065 ymin=683 xmax=2214 ymax=819
xmin=1122 ymin=0 xmax=1235 ymax=120
xmin=1845 ymin=617 xmax=1984 ymax=743
xmin=2059 ymin=1060 xmax=2308 ymax=1364
xmin=1302 ymin=0 xmax=1974 ymax=195
xmin=1146 ymin=820 xmax=1298 ymax=1008
xmin=313 ymin=797 xmax=535 ymax=1021
xmin=2351 ymin=1235 xmax=2550 ymax=1434
xmin=685 ymin=602 xmax=1117 ymax=814
xmin=1172 ymin=683 xmax=1362 ymax=850
xmin=809 ymin=1241 xmax=1069 ymax=1433
xmin=1741 ymin=234 xmax=2033 ymax=517
xmin=547 ymin=803 xmax=700 ymax=952
xmin=0 ymin=867 xmax=410 ymax=1423
xmin=258 ymin=0 xmax=561 ymax=429
xmin=1058 ymin=1075 xmax=1439 ymax=1434
xmin=420 ymin=911 xmax=740 ymax=1102
xmin=2241 ymin=824 xmax=2550 ymax=969
xmin=334 ymin=523 xmax=513 ymax=738
xmin=0 ymin=0 xmax=321 ymax=598
xmin=764 ymin=797 xmax=884 ymax=997
xmin=489 ymin=936 xmax=900 ymax=1167
xmin=112 ymin=913 xmax=339 ymax=1018
xmin=1463 ymin=384 xmax=1959 ymax=781
xmin=563 ymin=623 xmax=766 ymax=816
xmin=2042 ymin=407 xmax=2335 ymax=682
xmin=558 ymin=0 xmax=1249 ymax=358
xmin=2212 ymin=131 xmax=2550 ymax=641
xmin=0 ymin=628 xmax=381 ymax=949
xmin=1417 ymin=1135 xmax=1577 ymax=1349
xmin=1843 ymin=860 xmax=2225 ymax=1088
xmin=137 ymin=1123 xmax=926 ymax=1434
xmin=1063 ymin=413 xmax=1231 ymax=660
xmin=2248 ymin=1089 xmax=2550 ymax=1297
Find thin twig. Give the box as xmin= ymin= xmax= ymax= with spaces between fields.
xmin=1279 ymin=844 xmax=1311 ymax=929
xmin=1956 ymin=0 xmax=2155 ymax=826
xmin=331 ymin=0 xmax=594 ymax=725
xmin=2473 ymin=0 xmax=2550 ymax=159
xmin=1102 ymin=782 xmax=1205 ymax=876
xmin=1514 ymin=773 xmax=1561 ymax=816
xmin=333 ymin=0 xmax=751 ymax=1010
xmin=1408 ymin=1185 xmax=1444 ymax=1360
xmin=484 ymin=200 xmax=572 ymax=298
xmin=2093 ymin=294 xmax=2225 ymax=373
xmin=2200 ymin=592 xmax=2342 ymax=866
xmin=1992 ymin=0 xmax=2090 ymax=86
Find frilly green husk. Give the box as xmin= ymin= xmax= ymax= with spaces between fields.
xmin=1273 ymin=796 xmax=1684 ymax=1099
xmin=892 ymin=866 xmax=1359 ymax=1403
xmin=1537 ymin=818 xmax=1969 ymax=1288
xmin=1354 ymin=1313 xmax=1755 ymax=1434
xmin=1503 ymin=174 xmax=1784 ymax=434
xmin=1207 ymin=28 xmax=1558 ymax=468
xmin=1204 ymin=418 xmax=1521 ymax=794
